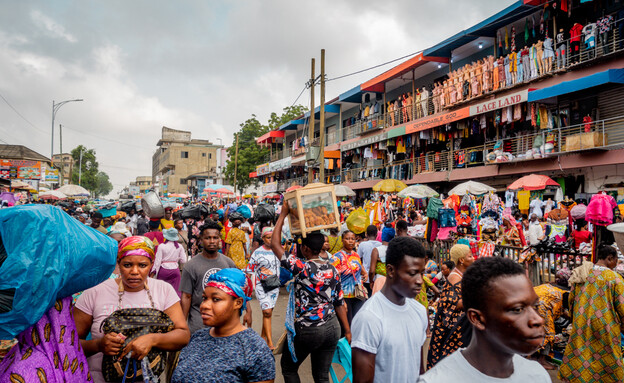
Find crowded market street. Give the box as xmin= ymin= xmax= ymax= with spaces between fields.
xmin=3 ymin=1 xmax=624 ymax=382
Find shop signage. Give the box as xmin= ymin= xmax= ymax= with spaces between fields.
xmin=341 ymin=132 xmax=388 ymax=151
xmin=0 ymin=160 xmax=41 ymax=180
xmin=256 ymin=163 xmax=270 ymax=176
xmin=269 ymin=156 xmax=292 ymax=172
xmin=469 ymin=90 xmax=528 ymax=116
xmin=405 ymin=107 xmax=470 ymax=134
xmin=262 ymin=181 xmax=277 ymax=193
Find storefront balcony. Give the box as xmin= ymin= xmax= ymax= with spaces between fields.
xmin=270 ymin=148 xmax=291 ymax=162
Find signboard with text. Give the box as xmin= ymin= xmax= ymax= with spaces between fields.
xmin=468 ymin=90 xmax=528 ymax=116
xmin=0 ymin=160 xmax=42 ymax=180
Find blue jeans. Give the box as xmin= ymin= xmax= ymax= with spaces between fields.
xmin=281 ymin=315 xmax=341 ymax=383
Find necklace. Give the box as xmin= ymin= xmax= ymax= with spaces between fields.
xmin=451 ymin=269 xmax=464 ymax=277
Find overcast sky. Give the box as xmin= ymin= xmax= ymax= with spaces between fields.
xmin=0 ymin=0 xmax=515 ymax=196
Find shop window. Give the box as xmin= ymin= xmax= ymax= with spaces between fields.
xmin=209 ymin=153 xmax=212 ymax=159
xmin=181 ymin=151 xmax=189 ymax=159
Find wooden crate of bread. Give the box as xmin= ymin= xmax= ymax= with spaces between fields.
xmin=284 ymin=183 xmax=340 ymax=238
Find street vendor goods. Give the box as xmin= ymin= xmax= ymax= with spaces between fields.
xmin=284 ymin=183 xmax=340 ymax=237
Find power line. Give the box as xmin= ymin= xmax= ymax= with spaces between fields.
xmin=326 ymin=50 xmax=422 ymax=82
xmin=0 ymin=91 xmax=47 ymax=134
xmin=61 ymin=125 xmax=155 ymax=151
xmin=290 ymin=84 xmax=308 ymax=108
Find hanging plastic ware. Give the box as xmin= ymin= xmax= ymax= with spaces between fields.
xmin=346 ymin=208 xmax=370 ymax=234
xmin=0 ymin=205 xmax=117 ymax=339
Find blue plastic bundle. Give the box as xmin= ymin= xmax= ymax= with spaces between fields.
xmin=237 ymin=205 xmax=252 ymax=219
xmin=0 ymin=205 xmax=117 ymax=339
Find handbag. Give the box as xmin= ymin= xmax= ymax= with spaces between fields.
xmin=101 ymin=280 xmax=174 ymax=382
xmin=260 ymin=274 xmax=281 ymax=291
xmin=273 ymin=330 xmax=288 ymax=355
xmin=354 ymin=284 xmax=369 ymax=301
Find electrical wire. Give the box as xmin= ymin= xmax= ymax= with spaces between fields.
xmin=326 ymin=50 xmax=422 ymax=82
xmin=0 ymin=91 xmax=47 ymax=134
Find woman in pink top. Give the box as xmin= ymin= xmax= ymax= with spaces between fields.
xmin=153 ymin=228 xmax=187 ymax=297
xmin=73 ymin=236 xmax=190 ymax=383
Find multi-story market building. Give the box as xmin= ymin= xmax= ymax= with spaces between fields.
xmin=255 ymin=0 xmax=624 ymax=201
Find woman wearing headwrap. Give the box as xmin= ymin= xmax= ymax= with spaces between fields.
xmin=244 ymin=227 xmax=281 ymax=349
xmin=500 ymin=215 xmax=522 ymax=247
xmin=225 ymin=212 xmax=249 ymax=269
xmin=152 ymin=227 xmax=187 ymax=297
xmin=532 ymin=268 xmax=570 ymax=370
xmin=427 ymin=244 xmax=474 ymax=367
xmin=172 ymin=268 xmax=275 ymax=383
xmin=73 ymin=236 xmax=190 ymax=383
xmin=368 ymin=225 xmax=395 ymax=295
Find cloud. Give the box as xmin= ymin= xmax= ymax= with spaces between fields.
xmin=30 ymin=9 xmax=77 ymax=43
xmin=0 ymin=0 xmax=515 ymax=196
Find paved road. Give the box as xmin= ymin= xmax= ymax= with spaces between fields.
xmin=248 ymin=287 xmax=561 ymax=383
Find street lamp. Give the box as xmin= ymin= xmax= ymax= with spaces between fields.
xmin=51 ymin=99 xmax=83 ymax=163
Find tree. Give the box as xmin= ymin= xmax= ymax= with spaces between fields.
xmin=95 ymin=171 xmax=113 ymax=197
xmin=224 ymin=105 xmax=307 ymax=192
xmin=69 ymin=145 xmax=113 ymax=197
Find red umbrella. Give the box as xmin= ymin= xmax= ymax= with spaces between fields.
xmin=286 ymin=185 xmax=302 ymax=192
xmin=507 ymin=174 xmax=560 ymax=191
xmin=216 ymin=188 xmax=234 ymax=194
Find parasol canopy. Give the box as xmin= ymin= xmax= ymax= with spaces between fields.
xmin=56 ymin=184 xmax=90 ymax=197
xmin=335 ymin=185 xmax=356 ymax=197
xmin=169 ymin=193 xmax=189 ymax=198
xmin=10 ymin=180 xmax=31 ymax=190
xmin=397 ymin=184 xmax=439 ymax=199
xmin=0 ymin=192 xmax=17 ymax=204
xmin=216 ymin=188 xmax=234 ymax=194
xmin=372 ymin=179 xmax=407 ymax=193
xmin=448 ymin=181 xmax=496 ymax=196
xmin=507 ymin=174 xmax=560 ymax=191
xmin=285 ymin=185 xmax=303 ymax=193
xmin=39 ymin=190 xmax=68 ymax=200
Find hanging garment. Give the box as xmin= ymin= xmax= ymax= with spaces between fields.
xmin=586 ymin=193 xmax=617 ymax=226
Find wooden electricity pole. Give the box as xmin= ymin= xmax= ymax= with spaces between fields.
xmin=319 ymin=49 xmax=326 ymax=184
xmin=59 ymin=124 xmax=64 ymax=185
xmin=308 ymin=58 xmax=315 ymax=185
xmin=233 ymin=133 xmax=239 ymax=196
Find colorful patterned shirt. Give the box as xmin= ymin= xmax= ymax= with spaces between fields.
xmin=281 ymin=255 xmax=344 ymax=327
xmin=332 ymin=250 xmax=364 ymax=298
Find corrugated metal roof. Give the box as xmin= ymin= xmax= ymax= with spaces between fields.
xmin=0 ymin=145 xmax=51 ymax=163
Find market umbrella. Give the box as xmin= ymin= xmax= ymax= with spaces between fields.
xmin=507 ymin=174 xmax=560 ymax=191
xmin=448 ymin=181 xmax=496 ymax=196
xmin=0 ymin=192 xmax=17 ymax=204
xmin=397 ymin=184 xmax=439 ymax=199
xmin=39 ymin=190 xmax=68 ymax=200
xmin=206 ymin=184 xmax=234 ymax=192
xmin=285 ymin=185 xmax=303 ymax=193
xmin=216 ymin=188 xmax=234 ymax=194
xmin=335 ymin=185 xmax=356 ymax=197
xmin=372 ymin=179 xmax=407 ymax=193
xmin=56 ymin=184 xmax=90 ymax=197
xmin=169 ymin=193 xmax=189 ymax=198
xmin=10 ymin=180 xmax=31 ymax=190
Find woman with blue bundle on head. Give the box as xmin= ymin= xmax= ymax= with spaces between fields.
xmin=172 ymin=268 xmax=275 ymax=383
xmin=369 ymin=223 xmax=395 ymax=295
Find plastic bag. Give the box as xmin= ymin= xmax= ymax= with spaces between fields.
xmin=255 ymin=203 xmax=275 ymax=223
xmin=0 ymin=205 xmax=117 ymax=339
xmin=180 ymin=204 xmax=209 ymax=220
xmin=346 ymin=208 xmax=370 ymax=234
xmin=237 ymin=205 xmax=252 ymax=219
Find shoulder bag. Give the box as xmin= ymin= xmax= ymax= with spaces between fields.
xmin=101 ymin=280 xmax=174 ymax=382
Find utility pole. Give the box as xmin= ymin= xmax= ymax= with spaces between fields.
xmin=233 ymin=133 xmax=239 ymax=196
xmin=78 ymin=147 xmax=84 ymax=186
xmin=308 ymin=58 xmax=315 ymax=185
xmin=59 ymin=124 xmax=64 ymax=186
xmin=319 ymin=49 xmax=326 ymax=183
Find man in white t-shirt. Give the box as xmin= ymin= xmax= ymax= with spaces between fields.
xmin=419 ymin=257 xmax=550 ymax=383
xmin=351 ymin=236 xmax=428 ymax=383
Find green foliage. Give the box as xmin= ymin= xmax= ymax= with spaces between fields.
xmin=69 ymin=145 xmax=113 ymax=197
xmin=224 ymin=105 xmax=307 ymax=192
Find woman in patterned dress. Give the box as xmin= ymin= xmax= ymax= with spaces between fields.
xmin=225 ymin=212 xmax=248 ymax=269
xmin=332 ymin=231 xmax=367 ymax=325
xmin=427 ymin=244 xmax=474 ymax=368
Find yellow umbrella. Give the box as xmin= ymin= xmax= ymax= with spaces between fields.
xmin=372 ymin=179 xmax=407 ymax=193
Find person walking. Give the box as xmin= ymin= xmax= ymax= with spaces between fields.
xmin=559 ymin=245 xmax=624 ymax=383
xmin=352 ymin=236 xmax=429 ymax=383
xmin=225 ymin=212 xmax=248 ymax=269
xmin=332 ymin=231 xmax=367 ymax=325
xmin=419 ymin=257 xmax=550 ymax=382
xmin=153 ymin=227 xmax=187 ymax=297
xmin=357 ymin=225 xmax=381 ymax=295
xmin=427 ymin=244 xmax=474 ymax=367
xmin=245 ymin=227 xmax=281 ymax=349
xmin=271 ymin=202 xmax=350 ymax=383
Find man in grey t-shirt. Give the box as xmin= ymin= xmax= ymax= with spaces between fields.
xmin=180 ymin=220 xmax=252 ymax=333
